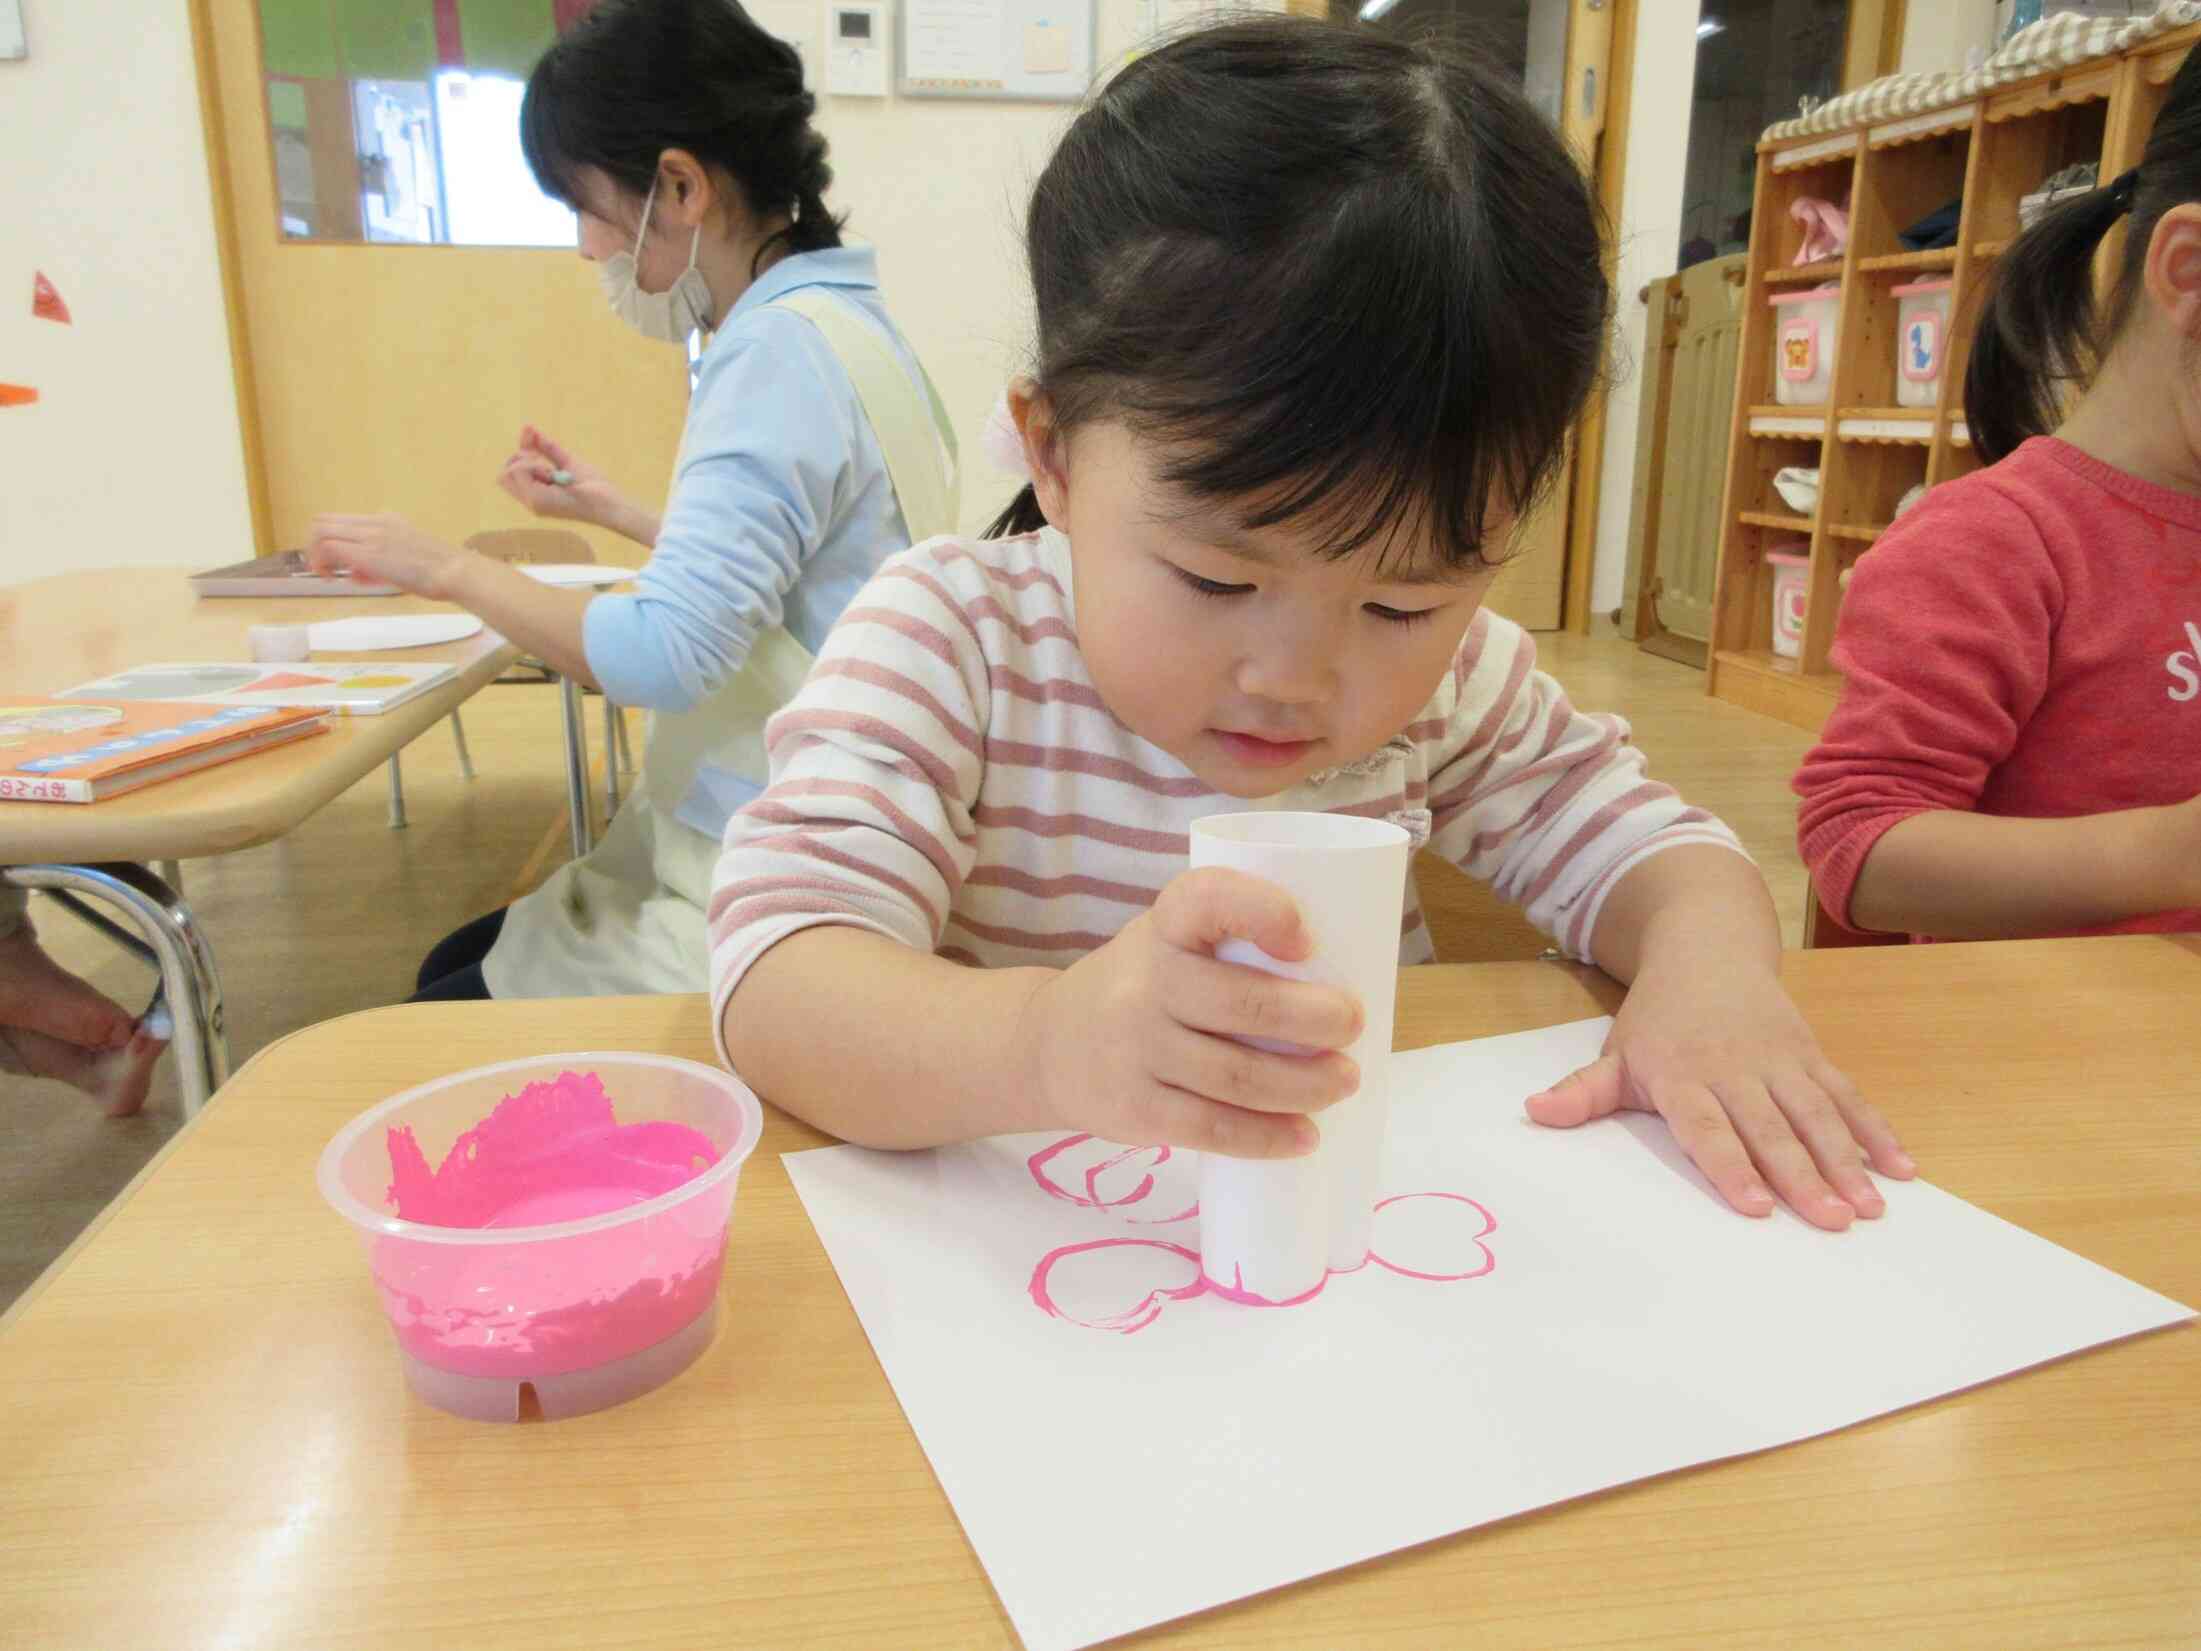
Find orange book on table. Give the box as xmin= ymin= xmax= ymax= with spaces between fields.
xmin=0 ymin=698 xmax=328 ymax=805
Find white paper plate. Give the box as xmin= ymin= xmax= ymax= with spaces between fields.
xmin=518 ymin=563 xmax=633 ymax=589
xmin=305 ymin=614 xmax=485 ymax=651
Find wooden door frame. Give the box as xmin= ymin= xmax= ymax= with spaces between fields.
xmin=188 ymin=0 xmax=274 ymax=553
xmin=1843 ymin=0 xmax=1909 ymax=92
xmin=1562 ymin=0 xmax=1635 ymax=633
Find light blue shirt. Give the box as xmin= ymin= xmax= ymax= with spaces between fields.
xmin=580 ymin=246 xmax=929 ymax=715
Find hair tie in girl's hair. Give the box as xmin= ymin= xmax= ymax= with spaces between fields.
xmin=983 ymin=387 xmax=1035 ymax=480
xmin=2107 ymin=168 xmax=2142 ymax=212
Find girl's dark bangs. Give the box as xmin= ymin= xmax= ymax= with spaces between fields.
xmin=1115 ymin=203 xmax=1567 ymax=573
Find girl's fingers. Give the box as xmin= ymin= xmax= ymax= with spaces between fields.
xmin=1524 ymin=1053 xmax=1632 ymax=1127
xmin=1155 ymin=1021 xmax=1357 ymax=1117
xmin=1149 ymin=1086 xmax=1318 ymax=1159
xmin=1810 ymin=1059 xmax=1916 ymax=1178
xmin=1651 ymin=1080 xmax=1777 ymax=1219
xmin=1167 ymin=949 xmax=1361 ymax=1052
xmin=1770 ymin=1070 xmax=1885 ymax=1218
xmin=1717 ymin=1079 xmax=1855 ymax=1230
xmin=1151 ymin=867 xmax=1311 ymax=965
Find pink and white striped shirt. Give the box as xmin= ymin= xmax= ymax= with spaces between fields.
xmin=708 ymin=528 xmax=1743 ymax=1043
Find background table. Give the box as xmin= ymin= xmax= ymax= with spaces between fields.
xmin=0 ymin=937 xmax=2194 ymax=1648
xmin=0 ymin=569 xmax=517 ymax=1108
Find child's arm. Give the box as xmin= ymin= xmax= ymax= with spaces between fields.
xmin=722 ymin=871 xmax=1357 ymax=1157
xmin=1525 ymin=844 xmax=1912 ymax=1230
xmin=1848 ymin=801 xmax=2201 ymax=936
xmin=712 ymin=551 xmax=1358 ymax=1156
xmin=1790 ymin=485 xmax=2190 ymax=936
xmin=1424 ymin=616 xmax=1910 ymax=1230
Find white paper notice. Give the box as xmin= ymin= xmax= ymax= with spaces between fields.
xmin=1022 ymin=18 xmax=1070 ymax=74
xmin=783 ymin=1017 xmax=2195 ymax=1651
xmin=906 ymin=0 xmax=1005 ymax=84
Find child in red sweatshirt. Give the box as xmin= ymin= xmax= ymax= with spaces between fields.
xmin=1795 ymin=49 xmax=2201 ymax=942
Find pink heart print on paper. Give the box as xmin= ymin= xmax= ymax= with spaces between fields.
xmin=1024 ymin=1134 xmax=1498 ymax=1334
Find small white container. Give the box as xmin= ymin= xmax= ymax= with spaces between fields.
xmin=1769 ymin=285 xmax=1839 ymax=406
xmin=248 ymin=623 xmax=312 ymax=662
xmin=1893 ymin=278 xmax=1954 ymax=409
xmin=1766 ymin=547 xmax=1810 ymax=660
xmin=2018 ymin=183 xmax=2094 ymax=229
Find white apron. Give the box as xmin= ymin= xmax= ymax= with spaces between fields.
xmin=482 ymin=292 xmax=959 ymax=997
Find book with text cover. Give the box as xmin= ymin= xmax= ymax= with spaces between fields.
xmin=189 ymin=550 xmax=398 ymax=597
xmin=60 ymin=661 xmax=459 ymax=717
xmin=0 ymin=699 xmax=329 ymax=804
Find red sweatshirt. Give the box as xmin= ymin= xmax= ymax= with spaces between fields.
xmin=1795 ymin=436 xmax=2201 ymax=939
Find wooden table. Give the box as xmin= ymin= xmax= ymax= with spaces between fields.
xmin=0 ymin=569 xmax=517 ymax=1111
xmin=1 ymin=938 xmax=2194 ymax=1648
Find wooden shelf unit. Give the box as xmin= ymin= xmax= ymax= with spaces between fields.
xmin=1705 ymin=24 xmax=2200 ymax=734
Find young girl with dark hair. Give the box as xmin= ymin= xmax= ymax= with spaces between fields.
xmin=711 ymin=19 xmax=1912 ymax=1233
xmin=1797 ymin=49 xmax=2201 ymax=942
xmin=306 ymin=0 xmax=958 ymax=1003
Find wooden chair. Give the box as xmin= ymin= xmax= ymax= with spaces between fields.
xmin=456 ymin=528 xmax=638 ymax=824
xmin=1412 ymin=851 xmax=1558 ymax=965
xmin=1802 ymin=875 xmax=1904 ymax=949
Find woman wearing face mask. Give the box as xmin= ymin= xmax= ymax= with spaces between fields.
xmin=307 ymin=0 xmax=957 ymax=1002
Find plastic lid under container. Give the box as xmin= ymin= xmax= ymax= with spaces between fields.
xmin=1764 ymin=549 xmax=1811 ymax=569
xmin=1767 ymin=284 xmax=1841 ymax=305
xmin=1891 ymin=277 xmax=1954 ymax=297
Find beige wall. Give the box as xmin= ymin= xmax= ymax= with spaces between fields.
xmin=1899 ymin=0 xmax=1999 ymax=77
xmin=198 ymin=0 xmax=1157 ymax=562
xmin=793 ymin=0 xmax=1148 ymax=535
xmin=0 ymin=0 xmax=256 ymax=589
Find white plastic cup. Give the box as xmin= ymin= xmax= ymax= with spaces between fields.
xmin=248 ymin=623 xmax=311 ymax=663
xmin=1188 ymin=811 xmax=1410 ymax=1304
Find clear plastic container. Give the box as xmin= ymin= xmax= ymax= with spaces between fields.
xmin=1893 ymin=278 xmax=1954 ymax=409
xmin=1769 ymin=285 xmax=1839 ymax=406
xmin=1766 ymin=548 xmax=1810 ymax=659
xmin=318 ymin=1052 xmax=764 ymax=1422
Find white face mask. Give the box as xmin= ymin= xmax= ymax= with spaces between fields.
xmin=598 ymin=177 xmax=715 ymax=344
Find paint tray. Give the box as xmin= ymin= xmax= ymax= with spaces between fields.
xmin=317 ymin=1054 xmax=763 ymax=1421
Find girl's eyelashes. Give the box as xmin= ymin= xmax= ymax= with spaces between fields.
xmin=1168 ymin=562 xmax=1444 ymax=626
xmin=1366 ymin=603 xmax=1439 ymax=628
xmin=1171 ymin=566 xmax=1254 ymax=599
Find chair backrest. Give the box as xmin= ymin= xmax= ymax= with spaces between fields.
xmin=1803 ymin=876 xmax=1904 ymax=948
xmin=1412 ymin=852 xmax=1555 ymax=964
xmin=463 ymin=527 xmax=596 ymax=566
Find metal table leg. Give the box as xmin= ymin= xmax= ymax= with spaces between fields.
xmin=602 ymin=695 xmax=622 ymax=821
xmin=1 ymin=863 xmax=228 ymax=1116
xmin=559 ymin=673 xmax=593 ymax=859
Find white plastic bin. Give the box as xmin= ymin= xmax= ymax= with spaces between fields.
xmin=1769 ymin=286 xmax=1839 ymax=406
xmin=1893 ymin=278 xmax=1954 ymax=408
xmin=1766 ymin=547 xmax=1810 ymax=660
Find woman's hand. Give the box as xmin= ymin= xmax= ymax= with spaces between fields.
xmin=305 ymin=514 xmax=468 ymax=600
xmin=496 ymin=425 xmax=648 ymax=540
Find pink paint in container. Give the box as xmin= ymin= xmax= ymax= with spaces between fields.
xmin=317 ymin=1053 xmax=763 ymax=1422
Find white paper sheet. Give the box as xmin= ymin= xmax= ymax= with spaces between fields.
xmin=516 ymin=563 xmax=633 ymax=589
xmin=905 ymin=0 xmax=1004 ymax=83
xmin=305 ymin=614 xmax=483 ymax=650
xmin=782 ymin=1016 xmax=2194 ymax=1651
